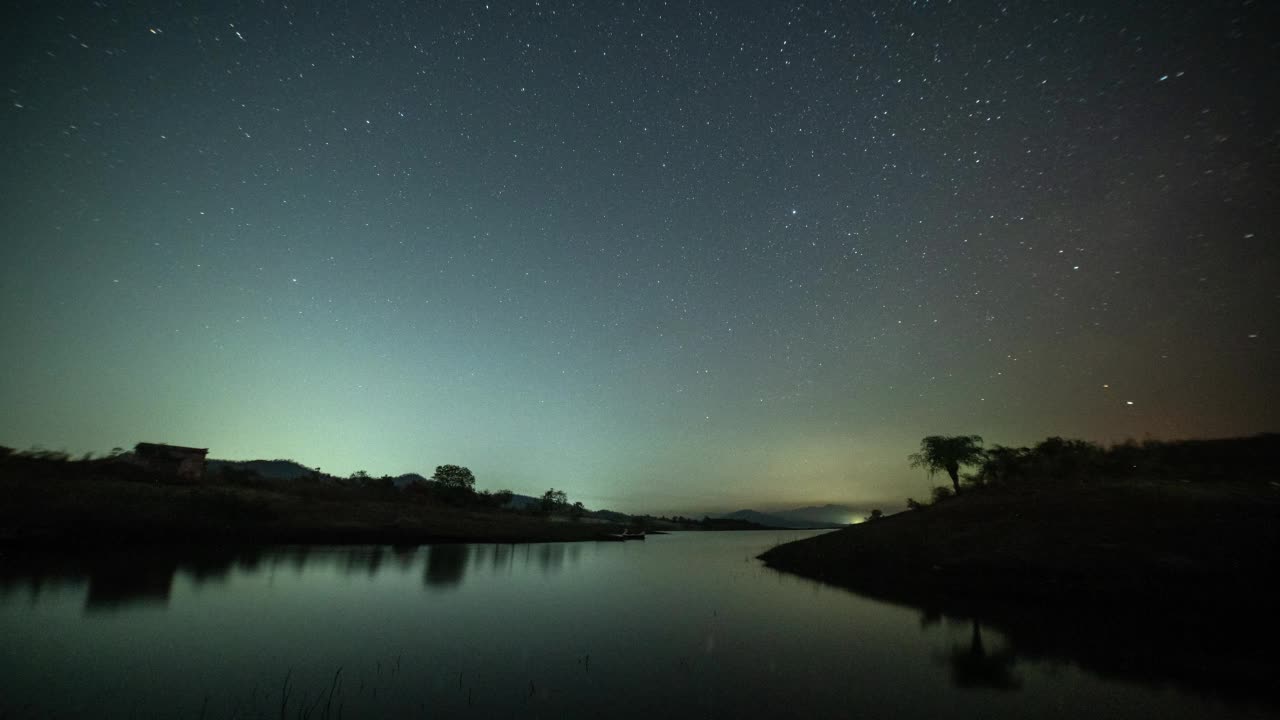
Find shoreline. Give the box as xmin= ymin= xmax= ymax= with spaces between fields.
xmin=0 ymin=463 xmax=639 ymax=549
xmin=758 ymin=477 xmax=1280 ymax=706
xmin=0 ymin=523 xmax=636 ymax=549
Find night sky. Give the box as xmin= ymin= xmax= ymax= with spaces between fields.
xmin=2 ymin=1 xmax=1277 ymax=514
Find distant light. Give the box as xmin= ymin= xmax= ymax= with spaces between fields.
xmin=1126 ymin=401 xmax=1134 ymax=405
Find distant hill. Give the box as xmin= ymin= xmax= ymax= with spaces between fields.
xmin=206 ymin=459 xmax=321 ymax=480
xmin=776 ymin=504 xmax=858 ymax=526
xmin=720 ymin=509 xmax=843 ymax=529
xmin=391 ymin=473 xmax=428 ymax=488
xmin=504 ymin=493 xmax=541 ymax=510
xmin=499 ymin=494 xmax=631 ymax=521
xmin=208 ymin=462 xmax=430 ymax=490
xmin=586 ymin=508 xmax=632 ymax=523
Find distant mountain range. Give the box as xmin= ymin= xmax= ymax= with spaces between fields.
xmin=719 ymin=504 xmax=856 ymax=529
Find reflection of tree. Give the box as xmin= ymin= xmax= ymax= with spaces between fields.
xmin=536 ymin=543 xmax=566 ymax=574
xmin=344 ymin=547 xmax=385 ymax=576
xmin=85 ymin=556 xmax=179 ymax=611
xmin=424 ymin=544 xmax=469 ymax=588
xmin=948 ymin=621 xmax=1020 ymax=691
xmin=182 ymin=548 xmax=252 ymax=584
xmin=286 ymin=546 xmax=311 ymax=573
xmin=79 ymin=548 xmax=258 ymax=612
xmin=391 ymin=545 xmax=419 ymax=569
xmin=492 ymin=543 xmax=512 ymax=572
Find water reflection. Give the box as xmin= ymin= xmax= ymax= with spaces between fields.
xmin=0 ymin=547 xmax=264 ymax=612
xmin=344 ymin=546 xmax=386 ymax=576
xmin=947 ymin=621 xmax=1020 ymax=691
xmin=783 ymin=572 xmax=1279 ymax=709
xmin=424 ymin=544 xmax=469 ymax=588
xmin=1 ymin=534 xmax=1274 ymax=719
xmin=85 ymin=557 xmax=177 ymax=611
xmin=0 ymin=542 xmax=596 ymax=611
xmin=390 ymin=544 xmax=419 ymax=569
xmin=536 ymin=541 xmax=566 ymax=574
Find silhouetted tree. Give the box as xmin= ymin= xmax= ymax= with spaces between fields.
xmin=540 ymin=488 xmax=568 ymax=513
xmin=909 ymin=435 xmax=985 ymax=494
xmin=1029 ymin=436 xmax=1101 ymax=480
xmin=431 ymin=465 xmax=476 ymax=492
xmin=976 ymin=445 xmax=1029 ymax=486
xmin=864 ymin=509 xmax=884 ymax=522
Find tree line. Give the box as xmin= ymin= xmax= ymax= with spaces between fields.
xmin=904 ymin=432 xmax=1278 ymax=509
xmin=0 ymin=446 xmax=592 ymax=518
xmin=358 ymin=464 xmax=586 ymax=516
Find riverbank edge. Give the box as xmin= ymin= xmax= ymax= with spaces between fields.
xmin=0 ymin=524 xmax=640 ymax=548
xmin=756 ymin=479 xmax=1280 ymax=705
xmin=757 ymin=486 xmax=1278 ymax=611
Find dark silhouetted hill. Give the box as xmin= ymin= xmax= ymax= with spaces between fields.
xmin=776 ymin=503 xmax=857 ymax=526
xmin=206 ymin=458 xmax=321 ymax=481
xmin=721 ymin=508 xmax=844 ymax=529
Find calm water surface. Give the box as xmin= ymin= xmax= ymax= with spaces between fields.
xmin=0 ymin=531 xmax=1270 ymax=718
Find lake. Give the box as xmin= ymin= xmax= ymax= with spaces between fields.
xmin=0 ymin=531 xmax=1272 ymax=718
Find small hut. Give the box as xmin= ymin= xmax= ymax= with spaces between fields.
xmin=132 ymin=443 xmax=208 ymax=481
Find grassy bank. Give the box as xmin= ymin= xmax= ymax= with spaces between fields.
xmin=0 ymin=454 xmax=626 ymax=546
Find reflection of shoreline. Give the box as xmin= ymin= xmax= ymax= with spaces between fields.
xmin=0 ymin=547 xmax=260 ymax=612
xmin=764 ymin=565 xmax=1280 ymax=709
xmin=0 ymin=542 xmax=592 ymax=612
xmin=425 ymin=544 xmax=469 ymax=587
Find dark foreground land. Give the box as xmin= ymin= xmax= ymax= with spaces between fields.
xmin=760 ymin=435 xmax=1280 ymax=706
xmin=0 ymin=454 xmax=626 ymax=545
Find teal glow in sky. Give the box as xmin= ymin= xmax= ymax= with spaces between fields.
xmin=2 ymin=1 xmax=1277 ymax=514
